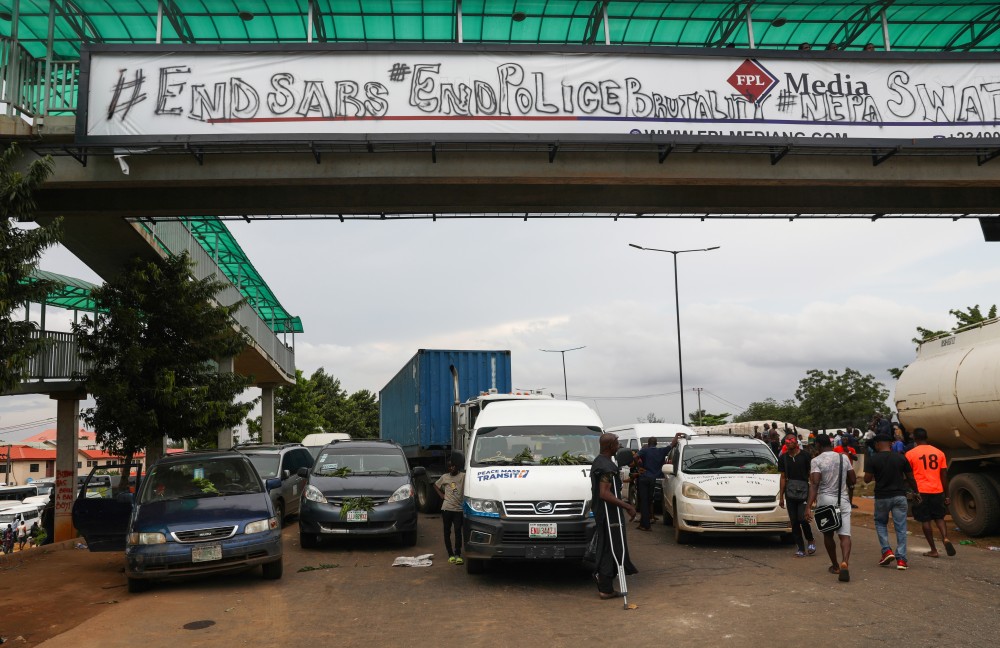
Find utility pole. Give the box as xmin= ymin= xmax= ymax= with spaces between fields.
xmin=692 ymin=388 xmax=704 ymax=425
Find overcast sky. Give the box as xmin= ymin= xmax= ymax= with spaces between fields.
xmin=2 ymin=215 xmax=996 ymax=441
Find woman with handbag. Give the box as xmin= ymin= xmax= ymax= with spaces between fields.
xmin=806 ymin=433 xmax=857 ymax=582
xmin=778 ymin=432 xmax=816 ymax=557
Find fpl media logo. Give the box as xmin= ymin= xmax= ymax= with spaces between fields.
xmin=727 ymin=59 xmax=779 ymax=104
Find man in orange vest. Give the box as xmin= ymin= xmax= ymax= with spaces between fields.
xmin=904 ymin=428 xmax=955 ymax=558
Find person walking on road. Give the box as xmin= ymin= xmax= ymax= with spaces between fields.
xmin=635 ymin=437 xmax=669 ymax=531
xmin=864 ymin=433 xmax=919 ymax=570
xmin=905 ymin=428 xmax=956 ymax=559
xmin=589 ymin=433 xmax=637 ymax=599
xmin=779 ymin=432 xmax=815 ymax=557
xmin=807 ymin=433 xmax=856 ymax=582
xmin=433 ymin=453 xmax=466 ymax=565
xmin=16 ymin=518 xmax=28 ymax=551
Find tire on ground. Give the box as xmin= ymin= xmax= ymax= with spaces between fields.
xmin=262 ymin=558 xmax=283 ymax=580
xmin=949 ymin=472 xmax=1000 ymax=536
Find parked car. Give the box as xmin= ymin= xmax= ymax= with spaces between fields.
xmin=72 ymin=452 xmax=283 ymax=593
xmin=607 ymin=423 xmax=693 ymax=512
xmin=297 ymin=439 xmax=421 ymax=548
xmin=235 ymin=443 xmax=313 ymax=524
xmin=661 ymin=433 xmax=791 ymax=544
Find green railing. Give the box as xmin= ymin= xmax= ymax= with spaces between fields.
xmin=0 ymin=36 xmax=77 ymax=119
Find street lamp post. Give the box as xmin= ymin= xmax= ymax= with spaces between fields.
xmin=539 ymin=346 xmax=586 ymax=400
xmin=629 ymin=243 xmax=720 ymax=424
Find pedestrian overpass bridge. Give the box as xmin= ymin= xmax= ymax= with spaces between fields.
xmin=6 ymin=1 xmax=1000 ymax=543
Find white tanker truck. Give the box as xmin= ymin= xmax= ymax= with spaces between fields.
xmin=895 ymin=318 xmax=1000 ymax=536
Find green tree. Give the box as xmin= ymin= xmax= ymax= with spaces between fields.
xmin=0 ymin=144 xmax=60 ymax=393
xmin=889 ymin=305 xmax=998 ymax=379
xmin=688 ymin=410 xmax=730 ymax=426
xmin=310 ymin=368 xmax=380 ymax=439
xmin=733 ymin=398 xmax=801 ymax=424
xmin=247 ymin=369 xmax=326 ymax=442
xmin=794 ymin=368 xmax=889 ymax=430
xmin=74 ymin=253 xmax=255 ymax=472
xmin=637 ymin=412 xmax=665 ymax=423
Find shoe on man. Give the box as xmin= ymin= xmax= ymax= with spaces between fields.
xmin=454 ymin=556 xmax=464 ymax=565
xmin=448 ymin=556 xmax=457 ymax=564
xmin=878 ymin=549 xmax=896 ymax=566
xmin=896 ymin=558 xmax=908 ymax=570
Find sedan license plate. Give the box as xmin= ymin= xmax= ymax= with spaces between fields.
xmin=191 ymin=543 xmax=222 ymax=563
xmin=345 ymin=510 xmax=368 ymax=522
xmin=735 ymin=514 xmax=757 ymax=527
xmin=528 ymin=522 xmax=557 ymax=539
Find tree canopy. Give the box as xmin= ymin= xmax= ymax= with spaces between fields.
xmin=794 ymin=368 xmax=889 ymax=430
xmin=688 ymin=409 xmax=730 ymax=426
xmin=249 ymin=368 xmax=380 ymax=440
xmin=74 ymin=253 xmax=255 ymax=466
xmin=0 ymin=144 xmax=59 ymax=393
xmin=733 ymin=398 xmax=800 ymax=424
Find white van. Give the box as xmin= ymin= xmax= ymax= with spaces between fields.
xmin=0 ymin=503 xmax=42 ymax=528
xmin=607 ymin=423 xmax=695 ymax=451
xmin=461 ymin=399 xmax=603 ymax=574
xmin=301 ymin=432 xmax=351 ymax=459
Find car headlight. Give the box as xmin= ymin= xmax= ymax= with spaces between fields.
xmin=128 ymin=532 xmax=166 ymax=545
xmin=681 ymin=482 xmax=710 ymax=500
xmin=389 ymin=484 xmax=414 ymax=502
xmin=464 ymin=497 xmax=501 ymax=518
xmin=245 ymin=517 xmax=279 ymax=534
xmin=303 ymin=484 xmax=326 ymax=503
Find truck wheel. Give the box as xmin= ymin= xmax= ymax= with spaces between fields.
xmin=949 ymin=473 xmax=1000 ymax=536
xmin=465 ymin=558 xmax=486 ymax=574
xmin=416 ymin=480 xmax=442 ymax=514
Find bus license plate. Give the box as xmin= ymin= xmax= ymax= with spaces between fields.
xmin=529 ymin=523 xmax=557 ymax=538
xmin=346 ymin=510 xmax=368 ymax=522
xmin=735 ymin=515 xmax=757 ymax=527
xmin=191 ymin=543 xmax=222 ymax=562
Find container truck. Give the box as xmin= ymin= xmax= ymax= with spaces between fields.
xmin=379 ymin=349 xmax=514 ymax=513
xmin=895 ymin=318 xmax=1000 ymax=536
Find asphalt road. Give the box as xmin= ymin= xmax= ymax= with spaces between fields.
xmin=2 ymin=510 xmax=998 ymax=648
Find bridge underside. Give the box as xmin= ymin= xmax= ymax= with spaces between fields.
xmin=24 ymin=135 xmax=1000 ymax=241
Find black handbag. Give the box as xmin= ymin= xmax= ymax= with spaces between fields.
xmin=813 ymin=455 xmax=845 ymax=533
xmin=786 ymin=479 xmax=810 ymax=501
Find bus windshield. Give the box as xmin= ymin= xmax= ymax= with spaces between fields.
xmin=470 ymin=425 xmax=601 ymax=467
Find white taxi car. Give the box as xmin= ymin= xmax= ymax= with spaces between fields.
xmin=661 ymin=433 xmax=791 ymax=544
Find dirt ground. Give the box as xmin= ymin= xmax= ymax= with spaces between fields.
xmin=2 ymin=504 xmax=999 ymax=647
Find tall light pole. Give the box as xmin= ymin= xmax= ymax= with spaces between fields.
xmin=539 ymin=346 xmax=586 ymax=400
xmin=629 ymin=243 xmax=720 ymax=424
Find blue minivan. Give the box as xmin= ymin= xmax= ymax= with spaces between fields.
xmin=73 ymin=450 xmax=283 ymax=593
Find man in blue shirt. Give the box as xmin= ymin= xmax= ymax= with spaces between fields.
xmin=635 ymin=437 xmax=670 ymax=531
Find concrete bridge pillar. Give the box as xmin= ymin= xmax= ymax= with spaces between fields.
xmin=51 ymin=392 xmax=83 ymax=543
xmin=261 ymin=385 xmax=275 ymax=444
xmin=217 ymin=356 xmax=236 ymax=449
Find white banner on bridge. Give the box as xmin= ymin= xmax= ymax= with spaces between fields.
xmin=81 ymin=49 xmax=1000 ymax=143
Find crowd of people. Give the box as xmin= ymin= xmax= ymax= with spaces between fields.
xmin=1 ymin=519 xmax=43 ymax=554
xmin=590 ymin=413 xmax=956 ymax=598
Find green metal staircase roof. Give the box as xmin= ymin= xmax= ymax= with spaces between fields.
xmin=4 ymin=1 xmax=1000 ymax=56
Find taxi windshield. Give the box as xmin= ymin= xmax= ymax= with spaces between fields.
xmin=681 ymin=444 xmax=777 ymax=474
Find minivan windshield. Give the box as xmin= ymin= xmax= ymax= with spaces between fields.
xmin=681 ymin=444 xmax=778 ymax=474
xmin=313 ymin=449 xmax=408 ymax=476
xmin=470 ymin=425 xmax=601 ymax=467
xmin=138 ymin=458 xmax=263 ymax=503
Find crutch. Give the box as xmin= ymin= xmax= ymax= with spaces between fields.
xmin=604 ymin=499 xmax=629 ymax=609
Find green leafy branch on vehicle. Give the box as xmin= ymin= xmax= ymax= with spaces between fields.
xmin=512 ymin=447 xmax=535 ymax=464
xmin=540 ymin=451 xmax=591 ymax=466
xmin=192 ymin=477 xmax=220 ymax=494
xmin=339 ymin=496 xmax=374 ymax=520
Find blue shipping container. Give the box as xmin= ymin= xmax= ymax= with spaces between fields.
xmin=380 ymin=349 xmax=512 ymax=458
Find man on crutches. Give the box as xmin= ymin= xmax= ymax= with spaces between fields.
xmin=589 ymin=433 xmax=637 ymax=601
